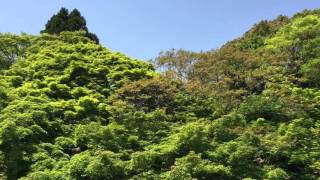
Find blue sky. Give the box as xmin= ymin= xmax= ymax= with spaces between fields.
xmin=0 ymin=1 xmax=320 ymax=60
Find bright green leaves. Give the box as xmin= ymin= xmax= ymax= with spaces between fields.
xmin=275 ymin=118 xmax=320 ymax=176
xmin=265 ymin=168 xmax=289 ymax=180
xmin=237 ymin=16 xmax=289 ymax=50
xmin=30 ymin=143 xmax=69 ymax=172
xmin=167 ymin=151 xmax=232 ymax=180
xmin=1 ymin=8 xmax=320 ymax=180
xmin=46 ymin=82 xmax=71 ymax=99
xmin=67 ymin=151 xmax=92 ymax=179
xmin=0 ymin=33 xmax=32 ymax=70
xmin=74 ymin=122 xmax=127 ymax=151
xmin=263 ymin=14 xmax=320 ymax=87
xmin=85 ymin=151 xmax=125 ymax=180
xmin=54 ymin=137 xmax=76 ymax=152
xmin=67 ymin=151 xmax=125 ymax=180
xmin=175 ymin=121 xmax=210 ymax=153
xmin=266 ymin=15 xmax=320 ymax=50
xmin=26 ymin=150 xmax=126 ymax=180
xmin=209 ymin=112 xmax=246 ymax=142
xmin=0 ymin=31 xmax=154 ymax=179
xmin=209 ymin=138 xmax=261 ymax=178
xmin=78 ymin=96 xmax=100 ymax=113
xmin=130 ymin=151 xmax=157 ymax=173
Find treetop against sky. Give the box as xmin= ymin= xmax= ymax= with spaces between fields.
xmin=0 ymin=0 xmax=319 ymax=59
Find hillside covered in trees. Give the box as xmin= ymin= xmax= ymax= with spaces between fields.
xmin=0 ymin=8 xmax=320 ymax=180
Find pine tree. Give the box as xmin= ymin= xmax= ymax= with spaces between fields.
xmin=66 ymin=9 xmax=87 ymax=32
xmin=41 ymin=8 xmax=99 ymax=44
xmin=41 ymin=8 xmax=69 ymax=34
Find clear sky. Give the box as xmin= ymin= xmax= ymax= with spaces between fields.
xmin=0 ymin=1 xmax=320 ymax=60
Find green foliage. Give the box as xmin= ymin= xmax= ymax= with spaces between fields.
xmin=265 ymin=168 xmax=289 ymax=180
xmin=111 ymin=76 xmax=179 ymax=113
xmin=154 ymin=49 xmax=199 ymax=81
xmin=1 ymin=8 xmax=320 ymax=180
xmin=85 ymin=151 xmax=125 ymax=180
xmin=0 ymin=31 xmax=153 ymax=179
xmin=0 ymin=33 xmax=32 ymax=69
xmin=209 ymin=136 xmax=262 ymax=179
xmin=238 ymin=95 xmax=287 ymax=122
xmin=265 ymin=14 xmax=320 ymax=50
xmin=238 ymin=15 xmax=289 ymax=50
xmin=167 ymin=151 xmax=232 ymax=179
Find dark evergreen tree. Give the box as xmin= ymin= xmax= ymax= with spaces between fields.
xmin=66 ymin=9 xmax=87 ymax=32
xmin=41 ymin=8 xmax=99 ymax=44
xmin=41 ymin=8 xmax=69 ymax=35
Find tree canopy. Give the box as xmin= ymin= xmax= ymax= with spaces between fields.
xmin=1 ymin=8 xmax=320 ymax=180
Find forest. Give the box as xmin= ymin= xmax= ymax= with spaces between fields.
xmin=0 ymin=7 xmax=320 ymax=180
